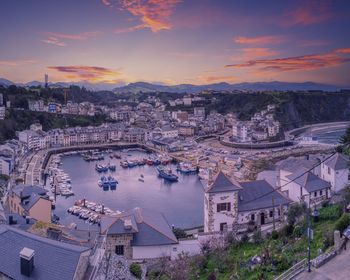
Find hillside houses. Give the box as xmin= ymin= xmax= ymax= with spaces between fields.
xmin=231 ymin=104 xmax=280 ymax=143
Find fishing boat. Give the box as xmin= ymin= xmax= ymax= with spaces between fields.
xmin=107 ymin=176 xmax=118 ymax=187
xmin=120 ymin=161 xmax=128 ymax=168
xmin=176 ymin=162 xmax=198 ymax=174
xmin=156 ymin=166 xmax=178 ymax=182
xmin=108 ymin=164 xmax=116 ymax=171
xmin=138 ymin=178 xmax=145 ymax=182
xmin=95 ymin=164 xmax=108 ymax=172
xmin=127 ymin=160 xmax=138 ymax=168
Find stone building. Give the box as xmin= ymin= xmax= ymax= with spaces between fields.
xmin=100 ymin=207 xmax=178 ymax=260
xmin=204 ymin=172 xmax=291 ymax=233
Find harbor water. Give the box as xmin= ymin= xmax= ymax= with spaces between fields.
xmin=52 ymin=150 xmax=204 ymax=229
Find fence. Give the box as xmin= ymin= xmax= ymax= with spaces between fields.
xmin=274 ymin=258 xmax=307 ymax=280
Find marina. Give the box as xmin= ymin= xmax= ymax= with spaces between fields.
xmin=49 ymin=149 xmax=204 ymax=229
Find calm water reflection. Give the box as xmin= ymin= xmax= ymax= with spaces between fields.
xmin=53 ymin=150 xmax=204 ymax=229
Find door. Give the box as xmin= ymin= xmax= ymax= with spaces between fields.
xmin=260 ymin=212 xmax=265 ymax=225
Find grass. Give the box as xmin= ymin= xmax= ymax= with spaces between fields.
xmin=194 ymin=211 xmax=338 ymax=280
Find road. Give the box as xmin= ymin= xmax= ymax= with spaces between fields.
xmin=296 ymin=248 xmax=350 ymax=280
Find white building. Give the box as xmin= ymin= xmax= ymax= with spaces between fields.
xmin=18 ymin=129 xmax=48 ymax=151
xmin=183 ymin=96 xmax=192 ymax=106
xmin=204 ymin=172 xmax=290 ymax=232
xmin=0 ymin=157 xmax=12 ymax=175
xmin=282 ymin=167 xmax=331 ymax=207
xmin=232 ymin=122 xmax=251 ymax=142
xmin=0 ymin=106 xmax=5 ymax=120
xmin=160 ymin=125 xmax=179 ymax=139
xmin=267 ymin=121 xmax=280 ymax=137
xmin=321 ymin=153 xmax=350 ymax=193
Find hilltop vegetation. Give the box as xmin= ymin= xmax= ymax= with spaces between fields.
xmin=206 ymin=91 xmax=350 ymax=129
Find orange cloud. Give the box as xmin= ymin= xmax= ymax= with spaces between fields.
xmin=234 ymin=35 xmax=286 ymax=45
xmin=105 ymin=0 xmax=181 ymax=33
xmin=226 ymin=48 xmax=350 ymax=72
xmin=335 ymin=48 xmax=350 ymax=54
xmin=282 ymin=1 xmax=333 ymax=26
xmin=48 ymin=66 xmax=123 ymax=83
xmin=41 ymin=31 xmax=101 ymax=47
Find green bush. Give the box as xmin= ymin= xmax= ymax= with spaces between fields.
xmin=292 ymin=225 xmax=303 ymax=238
xmin=334 ymin=213 xmax=350 ymax=233
xmin=287 ymin=203 xmax=306 ymax=226
xmin=319 ymin=204 xmax=342 ymax=221
xmin=280 ymin=224 xmax=294 ymax=237
xmin=130 ymin=263 xmax=142 ymax=279
xmin=271 ymin=230 xmax=279 ymax=240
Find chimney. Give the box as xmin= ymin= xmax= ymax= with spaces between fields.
xmin=20 ymin=247 xmax=35 ymax=277
xmin=124 ymin=219 xmax=132 ymax=230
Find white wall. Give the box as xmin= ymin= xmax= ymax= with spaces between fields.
xmin=132 ymin=245 xmax=173 ymax=260
xmin=204 ymin=191 xmax=238 ymax=232
xmin=321 ymin=163 xmax=349 ymax=192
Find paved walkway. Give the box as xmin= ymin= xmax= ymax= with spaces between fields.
xmin=296 ymin=249 xmax=350 ymax=280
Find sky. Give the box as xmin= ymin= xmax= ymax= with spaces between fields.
xmin=0 ymin=0 xmax=350 ymax=86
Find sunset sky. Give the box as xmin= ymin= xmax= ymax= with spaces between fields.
xmin=1 ymin=0 xmax=350 ymax=86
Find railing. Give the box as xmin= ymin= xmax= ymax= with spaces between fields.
xmin=274 ymin=258 xmax=307 ymax=280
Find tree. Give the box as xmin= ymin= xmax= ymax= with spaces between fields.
xmin=287 ymin=203 xmax=306 ymax=226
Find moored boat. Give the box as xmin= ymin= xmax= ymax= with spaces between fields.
xmin=156 ymin=166 xmax=178 ymax=182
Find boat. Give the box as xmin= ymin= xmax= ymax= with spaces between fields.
xmin=98 ymin=176 xmax=110 ymax=188
xmin=146 ymin=158 xmax=154 ymax=165
xmin=120 ymin=161 xmax=128 ymax=168
xmin=107 ymin=176 xmax=118 ymax=187
xmin=176 ymin=162 xmax=198 ymax=174
xmin=95 ymin=164 xmax=108 ymax=172
xmin=108 ymin=164 xmax=116 ymax=171
xmin=156 ymin=166 xmax=178 ymax=182
xmin=138 ymin=178 xmax=144 ymax=182
xmin=127 ymin=160 xmax=138 ymax=168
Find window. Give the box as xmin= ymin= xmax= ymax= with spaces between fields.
xmin=278 ymin=209 xmax=281 ymax=216
xmin=328 ymin=167 xmax=331 ymax=175
xmin=220 ymin=223 xmax=227 ymax=231
xmin=217 ymin=203 xmax=231 ymax=212
xmin=314 ymin=192 xmax=317 ymax=197
xmin=251 ymin=214 xmax=255 ymax=221
xmin=320 ymin=190 xmax=323 ymax=196
xmin=115 ymin=245 xmax=124 ymax=256
xmin=269 ymin=210 xmax=273 ymax=218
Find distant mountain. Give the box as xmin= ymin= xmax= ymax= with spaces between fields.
xmin=0 ymin=77 xmax=345 ymax=92
xmin=0 ymin=78 xmax=15 ymax=87
xmin=113 ymin=81 xmax=342 ymax=93
xmin=0 ymin=78 xmax=122 ymax=91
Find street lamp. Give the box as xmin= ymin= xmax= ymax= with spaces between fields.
xmin=301 ymin=194 xmax=314 ymax=273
